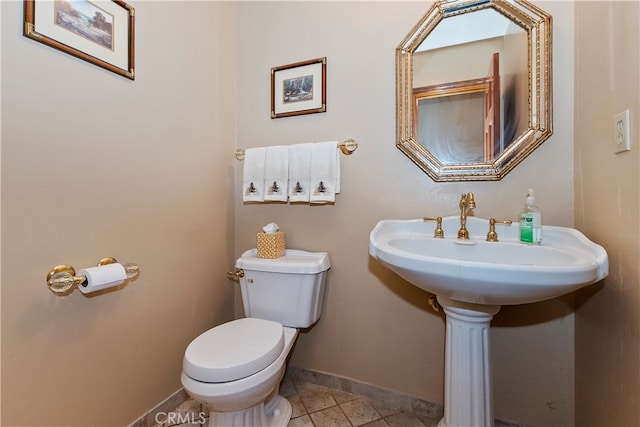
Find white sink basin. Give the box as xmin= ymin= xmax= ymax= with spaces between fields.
xmin=371 ymin=215 xmax=609 ymax=426
xmin=369 ymin=216 xmax=608 ymax=305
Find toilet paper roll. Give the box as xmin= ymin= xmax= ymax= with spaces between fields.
xmin=77 ymin=263 xmax=127 ymax=294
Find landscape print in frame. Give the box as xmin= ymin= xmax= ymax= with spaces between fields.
xmin=271 ymin=57 xmax=326 ymax=118
xmin=24 ymin=0 xmax=135 ymax=80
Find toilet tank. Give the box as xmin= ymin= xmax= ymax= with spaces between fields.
xmin=235 ymin=249 xmax=330 ymax=328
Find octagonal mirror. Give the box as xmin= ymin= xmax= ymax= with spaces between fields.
xmin=396 ymin=0 xmax=552 ymax=181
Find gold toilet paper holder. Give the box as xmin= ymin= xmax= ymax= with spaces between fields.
xmin=46 ymin=257 xmax=139 ymax=295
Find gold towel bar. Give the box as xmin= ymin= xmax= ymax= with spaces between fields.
xmin=235 ymin=139 xmax=358 ymax=161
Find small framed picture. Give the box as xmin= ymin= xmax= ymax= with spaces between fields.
xmin=23 ymin=0 xmax=135 ymax=80
xmin=271 ymin=57 xmax=326 ymax=119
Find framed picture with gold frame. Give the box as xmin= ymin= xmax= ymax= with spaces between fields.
xmin=23 ymin=0 xmax=135 ymax=80
xmin=271 ymin=57 xmax=326 ymax=119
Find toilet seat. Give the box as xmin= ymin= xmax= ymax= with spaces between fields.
xmin=183 ymin=318 xmax=284 ymax=383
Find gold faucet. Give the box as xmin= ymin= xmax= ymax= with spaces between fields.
xmin=457 ymin=192 xmax=476 ymax=239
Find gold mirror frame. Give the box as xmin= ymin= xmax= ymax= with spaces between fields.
xmin=396 ymin=0 xmax=552 ymax=181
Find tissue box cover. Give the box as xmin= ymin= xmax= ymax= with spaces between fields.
xmin=256 ymin=232 xmax=286 ymax=258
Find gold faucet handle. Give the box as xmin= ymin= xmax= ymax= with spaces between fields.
xmin=423 ymin=216 xmax=444 ymax=238
xmin=486 ymin=218 xmax=513 ymax=242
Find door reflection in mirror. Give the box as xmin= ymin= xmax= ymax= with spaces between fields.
xmin=413 ymin=30 xmax=528 ymax=163
xmin=415 ymin=51 xmax=505 ymax=164
xmin=416 ymin=84 xmax=487 ymax=163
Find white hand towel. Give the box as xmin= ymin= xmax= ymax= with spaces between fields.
xmin=310 ymin=141 xmax=340 ymax=204
xmin=242 ymin=147 xmax=267 ymax=202
xmin=288 ymin=143 xmax=312 ymax=203
xmin=264 ymin=145 xmax=289 ymax=202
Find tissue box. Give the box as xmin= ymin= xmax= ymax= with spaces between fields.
xmin=256 ymin=231 xmax=286 ymax=258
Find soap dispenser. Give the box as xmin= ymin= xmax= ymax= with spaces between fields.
xmin=519 ymin=189 xmax=542 ymax=245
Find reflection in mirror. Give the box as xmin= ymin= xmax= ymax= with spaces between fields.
xmin=417 ymin=87 xmax=488 ymax=163
xmin=414 ymin=60 xmax=501 ymax=163
xmin=396 ymin=0 xmax=552 ymax=181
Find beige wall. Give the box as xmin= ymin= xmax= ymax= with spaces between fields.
xmin=574 ymin=1 xmax=640 ymax=426
xmin=235 ymin=2 xmax=576 ymax=426
xmin=1 ymin=1 xmax=236 ymax=425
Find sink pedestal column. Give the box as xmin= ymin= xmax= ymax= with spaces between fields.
xmin=437 ymin=296 xmax=501 ymax=427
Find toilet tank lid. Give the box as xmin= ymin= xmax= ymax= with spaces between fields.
xmin=236 ymin=249 xmax=330 ymax=274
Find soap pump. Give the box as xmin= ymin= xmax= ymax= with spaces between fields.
xmin=519 ymin=188 xmax=542 ymax=245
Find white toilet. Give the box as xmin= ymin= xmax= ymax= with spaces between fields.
xmin=181 ymin=248 xmax=330 ymax=427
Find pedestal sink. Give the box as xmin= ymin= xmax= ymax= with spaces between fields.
xmin=369 ymin=216 xmax=608 ymax=427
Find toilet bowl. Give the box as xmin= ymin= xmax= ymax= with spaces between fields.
xmin=182 ymin=320 xmax=298 ymax=426
xmin=181 ymin=249 xmax=330 ymax=427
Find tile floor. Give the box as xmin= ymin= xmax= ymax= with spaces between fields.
xmin=158 ymin=377 xmax=440 ymax=427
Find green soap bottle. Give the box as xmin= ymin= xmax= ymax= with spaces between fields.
xmin=519 ymin=188 xmax=542 ymax=245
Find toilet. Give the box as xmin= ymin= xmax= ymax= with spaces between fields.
xmin=181 ymin=248 xmax=330 ymax=427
